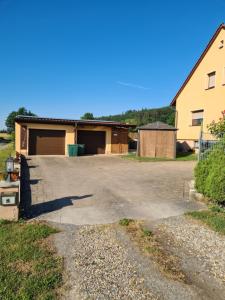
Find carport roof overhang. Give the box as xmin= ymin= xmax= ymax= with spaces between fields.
xmin=15 ymin=115 xmax=136 ymax=128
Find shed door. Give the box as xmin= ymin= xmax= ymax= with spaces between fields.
xmin=111 ymin=128 xmax=128 ymax=153
xmin=77 ymin=130 xmax=106 ymax=154
xmin=29 ymin=129 xmax=65 ymax=155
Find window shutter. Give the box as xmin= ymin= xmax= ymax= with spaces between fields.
xmin=192 ymin=111 xmax=203 ymax=120
xmin=208 ymin=72 xmax=216 ymax=88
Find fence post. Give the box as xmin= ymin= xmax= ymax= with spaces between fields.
xmin=198 ymin=126 xmax=203 ymax=161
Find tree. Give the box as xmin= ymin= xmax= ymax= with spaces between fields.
xmin=5 ymin=107 xmax=36 ymax=133
xmin=81 ymin=112 xmax=94 ymax=120
xmin=207 ymin=110 xmax=225 ymax=138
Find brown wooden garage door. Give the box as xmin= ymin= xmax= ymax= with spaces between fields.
xmin=29 ymin=129 xmax=65 ymax=155
xmin=77 ymin=130 xmax=106 ymax=154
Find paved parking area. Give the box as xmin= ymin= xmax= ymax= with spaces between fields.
xmin=21 ymin=155 xmax=204 ymax=225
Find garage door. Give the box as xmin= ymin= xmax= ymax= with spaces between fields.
xmin=77 ymin=130 xmax=106 ymax=154
xmin=29 ymin=129 xmax=65 ymax=155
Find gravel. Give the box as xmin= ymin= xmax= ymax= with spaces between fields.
xmin=55 ymin=224 xmax=155 ymax=300
xmin=156 ymin=215 xmax=225 ymax=299
xmin=53 ymin=223 xmax=204 ymax=300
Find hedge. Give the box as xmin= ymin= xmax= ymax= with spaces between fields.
xmin=195 ymin=139 xmax=225 ymax=204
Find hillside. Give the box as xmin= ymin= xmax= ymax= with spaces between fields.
xmin=97 ymin=106 xmax=175 ymax=128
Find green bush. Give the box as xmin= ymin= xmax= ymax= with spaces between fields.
xmin=195 ymin=139 xmax=225 ymax=204
xmin=205 ymin=164 xmax=225 ymax=204
xmin=195 ymin=159 xmax=211 ymax=194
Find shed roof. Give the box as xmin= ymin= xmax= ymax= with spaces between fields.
xmin=15 ymin=115 xmax=135 ymax=128
xmin=138 ymin=121 xmax=177 ymax=131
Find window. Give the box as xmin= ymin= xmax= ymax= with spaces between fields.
xmin=207 ymin=72 xmax=216 ymax=89
xmin=192 ymin=110 xmax=203 ymax=126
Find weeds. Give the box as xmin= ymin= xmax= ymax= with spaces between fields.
xmin=119 ymin=218 xmax=134 ymax=226
xmin=119 ymin=220 xmax=186 ymax=282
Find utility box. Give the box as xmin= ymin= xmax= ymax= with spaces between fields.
xmin=1 ymin=192 xmax=18 ymax=206
xmin=138 ymin=121 xmax=177 ymax=159
xmin=0 ymin=186 xmax=19 ymax=221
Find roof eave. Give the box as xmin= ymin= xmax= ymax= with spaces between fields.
xmin=15 ymin=116 xmax=136 ymax=128
xmin=170 ymin=23 xmax=225 ymax=107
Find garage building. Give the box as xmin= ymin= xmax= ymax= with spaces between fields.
xmin=15 ymin=116 xmax=133 ymax=156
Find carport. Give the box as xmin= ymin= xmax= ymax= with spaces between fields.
xmin=15 ymin=116 xmax=135 ymax=156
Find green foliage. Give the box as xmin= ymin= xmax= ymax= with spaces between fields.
xmin=187 ymin=207 xmax=225 ymax=234
xmin=122 ymin=152 xmax=196 ymax=162
xmin=204 ymin=164 xmax=225 ymax=204
xmin=5 ymin=107 xmax=36 ymax=133
xmin=207 ymin=110 xmax=225 ymax=138
xmin=81 ymin=112 xmax=94 ymax=120
xmin=97 ymin=106 xmax=175 ymax=127
xmin=194 ymin=159 xmax=211 ymax=194
xmin=141 ymin=228 xmax=153 ymax=237
xmin=195 ymin=138 xmax=225 ymax=204
xmin=0 ymin=142 xmax=15 ymax=172
xmin=119 ymin=218 xmax=134 ymax=226
xmin=0 ymin=222 xmax=62 ymax=300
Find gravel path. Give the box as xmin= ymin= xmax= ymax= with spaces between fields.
xmin=54 ymin=223 xmax=205 ymax=300
xmin=155 ymin=215 xmax=225 ymax=300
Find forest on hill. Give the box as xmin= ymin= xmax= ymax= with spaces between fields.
xmin=97 ymin=106 xmax=175 ymax=127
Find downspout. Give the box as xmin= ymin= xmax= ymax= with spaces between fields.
xmin=74 ymin=122 xmax=78 ymax=144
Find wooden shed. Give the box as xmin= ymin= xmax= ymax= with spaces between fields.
xmin=137 ymin=121 xmax=177 ymax=159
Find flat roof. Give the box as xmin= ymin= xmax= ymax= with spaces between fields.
xmin=15 ymin=115 xmax=135 ymax=128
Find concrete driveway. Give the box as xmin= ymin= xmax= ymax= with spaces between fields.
xmin=21 ymin=155 xmax=204 ymax=225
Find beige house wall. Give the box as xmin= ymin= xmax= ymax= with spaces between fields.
xmin=175 ymin=28 xmax=225 ymax=144
xmin=15 ymin=122 xmax=112 ymax=155
xmin=16 ymin=122 xmax=75 ymax=156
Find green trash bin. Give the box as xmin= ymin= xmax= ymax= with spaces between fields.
xmin=67 ymin=144 xmax=78 ymax=157
xmin=78 ymin=144 xmax=85 ymax=156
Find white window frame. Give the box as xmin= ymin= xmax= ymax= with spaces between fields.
xmin=206 ymin=71 xmax=216 ymax=89
xmin=192 ymin=110 xmax=204 ymax=126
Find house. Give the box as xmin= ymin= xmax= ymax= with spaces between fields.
xmin=171 ymin=23 xmax=225 ymax=150
xmin=15 ymin=116 xmax=134 ymax=156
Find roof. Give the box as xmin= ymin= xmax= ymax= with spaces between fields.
xmin=137 ymin=121 xmax=177 ymax=131
xmin=170 ymin=23 xmax=225 ymax=106
xmin=15 ymin=115 xmax=135 ymax=128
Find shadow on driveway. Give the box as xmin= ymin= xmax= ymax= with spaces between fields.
xmin=20 ymin=156 xmax=93 ymax=219
xmin=28 ymin=195 xmax=93 ymax=218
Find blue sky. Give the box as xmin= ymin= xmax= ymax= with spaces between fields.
xmin=0 ymin=0 xmax=225 ymax=128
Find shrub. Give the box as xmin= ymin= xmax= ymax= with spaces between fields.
xmin=194 ymin=159 xmax=211 ymax=194
xmin=195 ymin=139 xmax=225 ymax=204
xmin=207 ymin=110 xmax=225 ymax=138
xmin=205 ymin=164 xmax=225 ymax=204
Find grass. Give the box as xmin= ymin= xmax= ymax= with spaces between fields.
xmin=0 ymin=133 xmax=11 ymax=140
xmin=0 ymin=221 xmax=62 ymax=300
xmin=0 ymin=142 xmax=15 ymax=172
xmin=121 ymin=152 xmax=197 ymax=162
xmin=119 ymin=219 xmax=186 ymax=281
xmin=119 ymin=218 xmax=134 ymax=226
xmin=175 ymin=152 xmax=197 ymax=161
xmin=186 ymin=205 xmax=225 ymax=235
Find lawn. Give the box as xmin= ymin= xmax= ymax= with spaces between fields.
xmin=121 ymin=152 xmax=197 ymax=162
xmin=186 ymin=206 xmax=225 ymax=235
xmin=0 ymin=221 xmax=62 ymax=300
xmin=0 ymin=133 xmax=10 ymax=138
xmin=0 ymin=142 xmax=15 ymax=172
